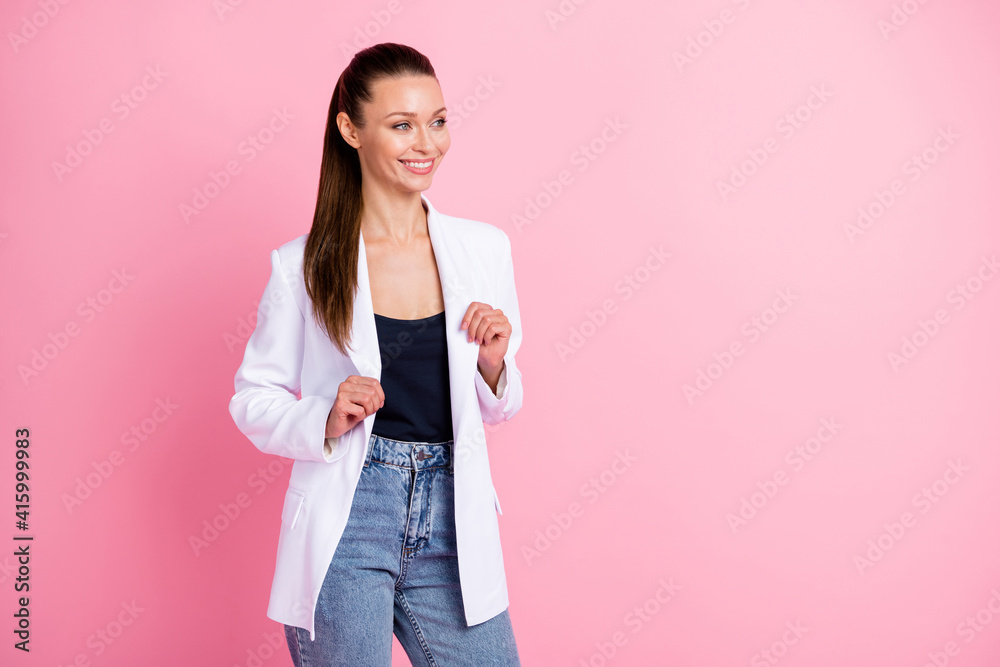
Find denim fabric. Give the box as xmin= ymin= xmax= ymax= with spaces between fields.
xmin=283 ymin=433 xmax=520 ymax=666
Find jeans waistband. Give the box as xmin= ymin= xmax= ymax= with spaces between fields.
xmin=364 ymin=433 xmax=454 ymax=473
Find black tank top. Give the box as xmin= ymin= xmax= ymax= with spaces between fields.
xmin=371 ymin=310 xmax=454 ymax=442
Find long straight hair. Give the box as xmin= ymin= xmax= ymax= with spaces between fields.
xmin=303 ymin=43 xmax=436 ymax=356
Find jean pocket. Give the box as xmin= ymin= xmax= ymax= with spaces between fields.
xmin=281 ymin=486 xmax=306 ymax=530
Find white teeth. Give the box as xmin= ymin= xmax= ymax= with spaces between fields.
xmin=402 ymin=160 xmax=432 ymax=168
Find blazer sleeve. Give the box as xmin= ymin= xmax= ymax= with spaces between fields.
xmin=228 ymin=247 xmax=344 ymax=463
xmin=474 ymin=231 xmax=524 ymax=424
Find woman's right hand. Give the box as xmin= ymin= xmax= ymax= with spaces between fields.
xmin=325 ymin=375 xmax=385 ymax=439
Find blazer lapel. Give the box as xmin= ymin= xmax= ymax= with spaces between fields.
xmin=347 ymin=195 xmax=479 ymax=435
xmin=347 ymin=229 xmax=380 ymax=379
xmin=426 ymin=196 xmax=482 ymax=426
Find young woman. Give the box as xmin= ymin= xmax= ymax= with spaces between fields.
xmin=229 ymin=42 xmax=524 ymax=665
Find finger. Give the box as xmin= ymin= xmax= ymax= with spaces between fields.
xmin=341 ymin=387 xmax=382 ymax=415
xmin=473 ymin=311 xmax=505 ymax=345
xmin=476 ymin=318 xmax=496 ymax=345
xmin=343 ymin=376 xmax=385 ymax=406
xmin=362 ymin=388 xmax=383 ymax=415
xmin=335 ymin=396 xmax=369 ymax=422
xmin=345 ymin=375 xmax=380 ymax=387
xmin=467 ymin=306 xmax=492 ymax=343
xmin=491 ymin=316 xmax=511 ymax=344
xmin=461 ymin=302 xmax=483 ymax=331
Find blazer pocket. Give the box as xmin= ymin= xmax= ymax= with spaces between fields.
xmin=492 ymin=486 xmax=503 ymax=516
xmin=281 ymin=486 xmax=306 ymax=530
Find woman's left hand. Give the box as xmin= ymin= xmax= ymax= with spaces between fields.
xmin=461 ymin=301 xmax=510 ymax=371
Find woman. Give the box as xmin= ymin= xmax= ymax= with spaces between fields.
xmin=228 ymin=42 xmax=524 ymax=665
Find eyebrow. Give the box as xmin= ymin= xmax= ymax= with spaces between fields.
xmin=384 ymin=107 xmax=447 ymax=120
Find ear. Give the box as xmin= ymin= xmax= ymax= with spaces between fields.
xmin=336 ymin=111 xmax=362 ymax=149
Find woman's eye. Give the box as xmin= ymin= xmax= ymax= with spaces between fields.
xmin=393 ymin=119 xmax=447 ymax=131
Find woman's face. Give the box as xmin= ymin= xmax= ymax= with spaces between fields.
xmin=340 ymin=74 xmax=450 ymax=196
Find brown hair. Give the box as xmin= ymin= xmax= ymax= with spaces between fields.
xmin=303 ymin=42 xmax=436 ymax=355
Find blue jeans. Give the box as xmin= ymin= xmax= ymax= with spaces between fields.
xmin=283 ymin=433 xmax=521 ymax=666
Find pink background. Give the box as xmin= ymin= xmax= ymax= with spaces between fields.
xmin=3 ymin=0 xmax=1000 ymax=665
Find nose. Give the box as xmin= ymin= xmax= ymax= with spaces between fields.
xmin=412 ymin=125 xmax=434 ymax=153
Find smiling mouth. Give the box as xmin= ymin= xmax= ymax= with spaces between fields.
xmin=400 ymin=159 xmax=435 ymax=169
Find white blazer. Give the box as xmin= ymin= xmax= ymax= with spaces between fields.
xmin=229 ymin=193 xmax=524 ymax=641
